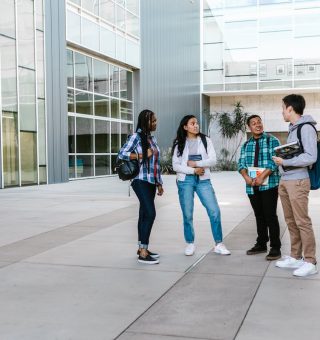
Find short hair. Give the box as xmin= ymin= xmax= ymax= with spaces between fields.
xmin=246 ymin=114 xmax=261 ymax=126
xmin=282 ymin=94 xmax=305 ymax=115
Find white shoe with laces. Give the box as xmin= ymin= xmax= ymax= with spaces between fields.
xmin=214 ymin=243 xmax=231 ymax=255
xmin=185 ymin=243 xmax=195 ymax=256
xmin=293 ymin=262 xmax=318 ymax=277
xmin=275 ymin=255 xmax=304 ymax=269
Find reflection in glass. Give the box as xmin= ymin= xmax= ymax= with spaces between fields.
xmin=2 ymin=112 xmax=19 ymax=187
xmin=82 ymin=0 xmax=99 ymax=15
xmin=100 ymin=0 xmax=115 ymax=24
xmin=67 ymin=49 xmax=74 ymax=88
xmin=76 ymin=155 xmax=94 ymax=177
xmin=35 ymin=0 xmax=44 ymax=31
xmin=37 ymin=30 xmax=45 ymax=99
xmin=95 ymin=120 xmax=110 ymax=153
xmin=19 ymin=67 xmax=36 ymax=131
xmin=225 ymin=21 xmax=257 ymax=50
xmin=95 ymin=95 xmax=110 ymax=117
xmin=82 ymin=18 xmax=99 ymax=51
xmin=67 ymin=10 xmax=81 ymax=44
xmin=68 ymin=116 xmax=75 ymax=153
xmin=116 ymin=5 xmax=125 ymax=30
xmin=110 ymin=65 xmax=119 ymax=97
xmin=17 ymin=0 xmax=35 ymax=69
xmin=111 ymin=99 xmax=119 ymax=118
xmin=126 ymin=0 xmax=139 ymax=15
xmin=111 ymin=122 xmax=120 ymax=153
xmin=126 ymin=11 xmax=139 ymax=37
xmin=95 ymin=156 xmax=110 ymax=176
xmin=121 ymin=123 xmax=133 ymax=145
xmin=20 ymin=131 xmax=37 ymax=185
xmin=100 ymin=27 xmax=116 ymax=57
xmin=0 ymin=0 xmax=15 ymax=38
xmin=93 ymin=59 xmax=109 ymax=95
xmin=120 ymin=101 xmax=133 ymax=121
xmin=75 ymin=91 xmax=93 ymax=115
xmin=76 ymin=117 xmax=93 ymax=153
xmin=68 ymin=89 xmax=75 ymax=112
xmin=69 ymin=155 xmax=76 ymax=178
xmin=75 ymin=52 xmax=93 ymax=91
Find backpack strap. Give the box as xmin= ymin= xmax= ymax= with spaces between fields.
xmin=296 ymin=122 xmax=317 ymax=153
xmin=200 ymin=134 xmax=208 ymax=154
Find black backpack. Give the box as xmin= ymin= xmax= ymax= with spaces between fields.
xmin=115 ymin=134 xmax=141 ymax=181
xmin=200 ymin=134 xmax=208 ymax=153
xmin=296 ymin=123 xmax=320 ymax=190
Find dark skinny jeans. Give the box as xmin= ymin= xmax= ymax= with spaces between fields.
xmin=131 ymin=179 xmax=157 ymax=249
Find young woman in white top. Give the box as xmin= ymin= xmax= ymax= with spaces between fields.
xmin=172 ymin=115 xmax=230 ymax=256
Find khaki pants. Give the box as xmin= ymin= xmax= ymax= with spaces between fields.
xmin=279 ymin=178 xmax=316 ymax=264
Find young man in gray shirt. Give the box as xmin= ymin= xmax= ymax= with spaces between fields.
xmin=273 ymin=94 xmax=318 ymax=277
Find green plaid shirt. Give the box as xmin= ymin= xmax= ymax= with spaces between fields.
xmin=238 ymin=133 xmax=280 ymax=195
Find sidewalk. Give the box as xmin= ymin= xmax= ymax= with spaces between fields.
xmin=0 ymin=172 xmax=320 ymax=340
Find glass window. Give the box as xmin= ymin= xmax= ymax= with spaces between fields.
xmin=116 ymin=35 xmax=126 ymax=62
xmin=110 ymin=65 xmax=119 ymax=97
xmin=95 ymin=95 xmax=110 ymax=117
xmin=0 ymin=0 xmax=15 ymax=38
xmin=126 ymin=11 xmax=139 ymax=37
xmin=20 ymin=131 xmax=37 ymax=185
xmin=36 ymin=30 xmax=45 ymax=99
xmin=204 ymin=17 xmax=223 ymax=44
xmin=126 ymin=39 xmax=139 ymax=67
xmin=225 ymin=21 xmax=257 ymax=49
xmin=69 ymin=155 xmax=76 ymax=179
xmin=126 ymin=0 xmax=139 ymax=15
xmin=75 ymin=53 xmax=93 ymax=91
xmin=111 ymin=121 xmax=120 ymax=152
xmin=260 ymin=15 xmax=291 ymax=32
xmin=100 ymin=27 xmax=116 ymax=58
xmin=35 ymin=0 xmax=44 ymax=31
xmin=82 ymin=0 xmax=99 ymax=15
xmin=111 ymin=155 xmax=118 ymax=174
xmin=204 ymin=43 xmax=223 ymax=70
xmin=120 ymin=101 xmax=133 ymax=120
xmin=19 ymin=67 xmax=36 ymax=131
xmin=260 ymin=0 xmax=292 ymax=4
xmin=67 ymin=10 xmax=81 ymax=44
xmin=17 ymin=0 xmax=35 ymax=69
xmin=75 ymin=90 xmax=93 ymax=115
xmin=111 ymin=99 xmax=119 ymax=118
xmin=259 ymin=58 xmax=292 ymax=81
xmin=203 ymin=70 xmax=223 ymax=84
xmin=67 ymin=50 xmax=74 ymax=88
xmin=120 ymin=69 xmax=132 ymax=99
xmin=225 ymin=0 xmax=257 ymax=7
xmin=100 ymin=0 xmax=115 ymax=24
xmin=82 ymin=18 xmax=99 ymax=51
xmin=93 ymin=59 xmax=109 ymax=95
xmin=295 ymin=9 xmax=320 ymax=38
xmin=95 ymin=120 xmax=110 ymax=153
xmin=121 ymin=123 xmax=133 ymax=145
xmin=68 ymin=89 xmax=75 ymax=112
xmin=76 ymin=117 xmax=93 ymax=153
xmin=116 ymin=5 xmax=125 ymax=31
xmin=294 ymin=36 xmax=320 ymax=59
xmin=0 ymin=36 xmax=17 ymax=113
xmin=38 ymin=99 xmax=46 ymax=166
xmin=68 ymin=116 xmax=75 ymax=153
xmin=95 ymin=156 xmax=110 ymax=176
xmin=76 ymin=155 xmax=94 ymax=177
xmin=2 ymin=112 xmax=19 ymax=187
xmin=259 ymin=31 xmax=292 ymax=59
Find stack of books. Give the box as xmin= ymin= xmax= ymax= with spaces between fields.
xmin=274 ymin=141 xmax=302 ymax=159
xmin=248 ymin=167 xmax=269 ymax=185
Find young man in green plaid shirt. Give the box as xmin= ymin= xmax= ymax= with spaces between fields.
xmin=238 ymin=115 xmax=282 ymax=261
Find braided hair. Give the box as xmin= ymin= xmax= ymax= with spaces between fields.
xmin=136 ymin=109 xmax=155 ymax=171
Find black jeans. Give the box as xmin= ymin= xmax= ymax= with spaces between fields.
xmin=248 ymin=187 xmax=281 ymax=249
xmin=131 ymin=179 xmax=157 ymax=248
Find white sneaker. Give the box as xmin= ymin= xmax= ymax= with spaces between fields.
xmin=214 ymin=243 xmax=231 ymax=255
xmin=293 ymin=262 xmax=318 ymax=277
xmin=185 ymin=243 xmax=195 ymax=256
xmin=275 ymin=255 xmax=304 ymax=269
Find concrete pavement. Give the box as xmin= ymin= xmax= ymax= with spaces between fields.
xmin=0 ymin=172 xmax=320 ymax=340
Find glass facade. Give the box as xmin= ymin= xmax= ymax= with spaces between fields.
xmin=203 ymin=0 xmax=320 ymax=92
xmin=66 ymin=0 xmax=140 ymax=68
xmin=0 ymin=0 xmax=47 ymax=188
xmin=67 ymin=49 xmax=133 ymax=179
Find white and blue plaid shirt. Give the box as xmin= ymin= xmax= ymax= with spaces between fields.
xmin=118 ymin=132 xmax=163 ymax=185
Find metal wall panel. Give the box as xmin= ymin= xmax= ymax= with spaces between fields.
xmin=138 ymin=0 xmax=201 ymax=149
xmin=45 ymin=0 xmax=68 ymax=183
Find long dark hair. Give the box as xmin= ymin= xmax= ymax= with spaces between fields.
xmin=172 ymin=115 xmax=206 ymax=157
xmin=136 ymin=109 xmax=155 ymax=169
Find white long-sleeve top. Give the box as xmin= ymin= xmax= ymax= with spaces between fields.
xmin=172 ymin=136 xmax=217 ymax=181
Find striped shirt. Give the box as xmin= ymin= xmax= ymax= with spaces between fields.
xmin=118 ymin=131 xmax=163 ymax=185
xmin=238 ymin=133 xmax=280 ymax=195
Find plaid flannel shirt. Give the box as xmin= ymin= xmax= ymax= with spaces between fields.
xmin=118 ymin=131 xmax=163 ymax=185
xmin=238 ymin=133 xmax=280 ymax=195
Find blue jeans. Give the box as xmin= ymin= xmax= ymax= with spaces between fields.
xmin=177 ymin=176 xmax=223 ymax=244
xmin=131 ymin=179 xmax=157 ymax=249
